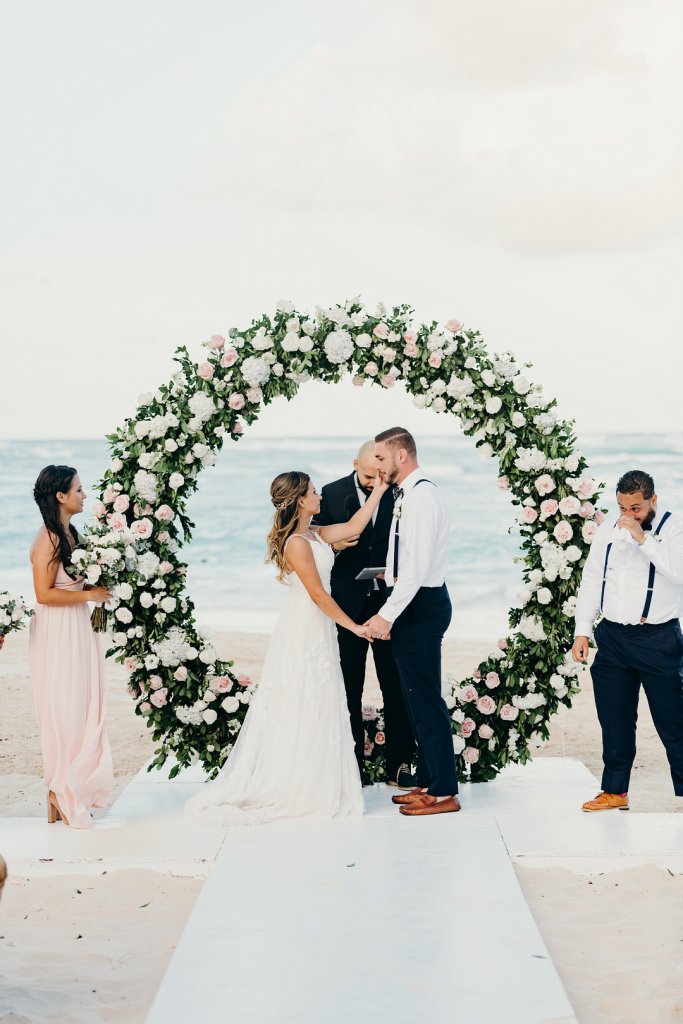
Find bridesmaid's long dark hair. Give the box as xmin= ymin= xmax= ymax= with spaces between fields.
xmin=33 ymin=465 xmax=79 ymax=568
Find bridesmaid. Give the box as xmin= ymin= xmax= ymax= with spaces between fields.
xmin=29 ymin=465 xmax=114 ymax=828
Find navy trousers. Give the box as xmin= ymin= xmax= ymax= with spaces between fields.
xmin=390 ymin=584 xmax=457 ymax=796
xmin=591 ymin=618 xmax=683 ymax=795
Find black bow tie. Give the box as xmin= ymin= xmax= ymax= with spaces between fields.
xmin=392 ymin=485 xmax=404 ymax=500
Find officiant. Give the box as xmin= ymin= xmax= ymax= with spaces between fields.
xmin=315 ymin=441 xmax=416 ymax=787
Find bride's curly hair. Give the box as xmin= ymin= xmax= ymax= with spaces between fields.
xmin=266 ymin=471 xmax=311 ymax=582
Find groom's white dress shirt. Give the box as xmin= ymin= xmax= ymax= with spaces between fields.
xmin=379 ymin=466 xmax=449 ymax=624
xmin=574 ymin=509 xmax=683 ymax=637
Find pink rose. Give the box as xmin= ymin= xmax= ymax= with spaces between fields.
xmin=220 ymin=348 xmax=238 ymax=368
xmin=497 ymin=476 xmax=509 ymax=490
xmin=158 ymin=561 xmax=174 ymax=575
xmin=102 ymin=485 xmax=118 ymax=505
xmin=229 ymin=393 xmax=246 ymax=410
xmin=237 ymin=673 xmax=252 ymax=687
xmin=380 ymin=375 xmax=396 ymax=389
xmin=472 ymin=669 xmax=482 ymax=680
xmin=108 ymin=512 xmax=127 ymax=531
xmin=174 ymin=666 xmax=188 ymax=682
xmin=582 ymin=520 xmax=598 ymax=542
xmin=373 ymin=323 xmax=389 ymax=340
xmin=247 ymin=387 xmax=263 ymax=404
xmin=362 ymin=704 xmax=377 ymax=721
xmin=233 ymin=420 xmax=244 ymax=435
xmin=364 ymin=361 xmax=379 ymax=377
xmin=364 ymin=741 xmax=374 ymax=756
xmin=519 ymin=507 xmax=538 ymax=525
xmin=150 ymin=689 xmax=167 ymax=708
xmin=157 ymin=531 xmax=169 ymax=543
xmin=213 ymin=675 xmax=232 ymax=692
xmin=535 ymin=474 xmax=555 ymax=496
xmin=595 ymin=510 xmax=605 ymax=525
xmin=476 ymin=695 xmax=496 ymax=715
xmin=428 ymin=350 xmax=443 ymax=369
xmin=131 ymin=517 xmax=153 ymax=540
xmin=460 ymin=718 xmax=476 ymax=738
xmin=539 ymin=499 xmax=559 ymax=521
xmin=445 ymin=319 xmax=463 ymax=333
xmin=559 ymin=496 xmax=581 ymax=516
xmin=579 ymin=502 xmax=595 ymax=519
xmin=210 ymin=334 xmax=226 ymax=351
xmin=500 ymin=704 xmax=519 ymax=721
xmin=478 ymin=724 xmax=494 ymax=740
xmin=198 ymin=362 xmax=215 ymax=381
xmin=139 ymin=701 xmax=152 ymax=715
xmin=124 ymin=657 xmax=138 ymax=672
xmin=113 ymin=494 xmax=130 ymax=513
xmin=149 ymin=675 xmax=164 ymax=691
xmin=485 ymin=672 xmax=501 ymax=690
xmin=497 ymin=638 xmax=508 ymax=651
xmin=155 ymin=505 xmax=174 ymax=522
xmin=403 ymin=331 xmax=418 ymax=345
xmin=553 ymin=520 xmax=573 ymax=544
xmin=374 ymin=731 xmax=386 ymax=745
xmin=92 ymin=500 xmax=106 ymax=519
xmin=403 ymin=341 xmax=418 ymax=357
xmin=578 ymin=477 xmax=596 ymax=499
xmin=460 ymin=685 xmax=478 ymax=703
xmin=462 ymin=746 xmax=480 ymax=764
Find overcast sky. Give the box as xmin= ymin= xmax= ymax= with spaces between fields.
xmin=1 ymin=0 xmax=682 ymax=440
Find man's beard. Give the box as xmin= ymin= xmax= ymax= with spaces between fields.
xmin=641 ymin=506 xmax=657 ymax=529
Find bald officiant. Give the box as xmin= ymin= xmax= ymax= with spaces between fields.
xmin=315 ymin=442 xmax=416 ymax=787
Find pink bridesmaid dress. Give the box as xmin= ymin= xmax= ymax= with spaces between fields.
xmin=29 ymin=553 xmax=114 ymax=828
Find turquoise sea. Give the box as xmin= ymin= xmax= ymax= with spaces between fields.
xmin=1 ymin=433 xmax=682 ymax=641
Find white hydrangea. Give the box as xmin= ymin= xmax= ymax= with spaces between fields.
xmin=134 ymin=470 xmax=158 ymax=504
xmin=188 ymin=391 xmax=215 ymax=424
xmin=512 ymin=692 xmax=547 ymax=710
xmin=514 ymin=447 xmax=547 ymax=472
xmin=562 ymin=596 xmax=577 ymax=617
xmin=151 ymin=626 xmax=197 ymax=668
xmin=446 ymin=374 xmax=475 ymax=399
xmin=137 ymin=551 xmax=161 ymax=580
xmin=324 ymin=330 xmax=354 ymax=364
xmin=241 ymin=356 xmax=271 ymax=388
xmin=517 ymin=615 xmax=547 ymax=642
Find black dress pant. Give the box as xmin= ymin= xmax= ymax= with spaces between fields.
xmin=336 ymin=588 xmax=416 ymax=778
xmin=591 ymin=618 xmax=683 ymax=796
xmin=390 ymin=584 xmax=457 ymax=796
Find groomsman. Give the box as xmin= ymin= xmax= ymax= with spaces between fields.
xmin=572 ymin=470 xmax=683 ymax=811
xmin=365 ymin=427 xmax=460 ymax=816
xmin=316 ymin=441 xmax=416 ymax=787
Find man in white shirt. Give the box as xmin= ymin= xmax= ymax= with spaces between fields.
xmin=572 ymin=470 xmax=683 ymax=812
xmin=364 ymin=427 xmax=459 ymax=816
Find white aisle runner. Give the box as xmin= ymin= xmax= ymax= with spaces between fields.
xmin=145 ymin=786 xmax=575 ymax=1024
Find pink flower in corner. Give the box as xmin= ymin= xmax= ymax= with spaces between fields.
xmin=559 ymin=496 xmax=581 ymax=516
xmin=92 ymin=500 xmax=106 ymax=519
xmin=174 ymin=666 xmax=188 ymax=682
xmin=364 ymin=741 xmax=374 ymax=756
xmin=476 ymin=695 xmax=496 ymax=715
xmin=497 ymin=638 xmax=508 ymax=651
xmin=500 ymin=704 xmax=519 ymax=721
xmin=198 ymin=362 xmax=215 ymax=381
xmin=380 ymin=375 xmax=396 ymax=389
xmin=124 ymin=657 xmax=138 ymax=672
xmin=485 ymin=672 xmax=501 ymax=689
xmin=374 ymin=731 xmax=386 ymax=745
xmin=150 ymin=689 xmax=168 ymax=708
xmin=403 ymin=341 xmax=418 ymax=357
xmin=364 ymin=362 xmax=379 ymax=377
xmin=214 ymin=676 xmax=232 ymax=692
xmin=578 ymin=477 xmax=596 ymax=499
xmin=460 ymin=718 xmax=476 ymax=738
xmin=478 ymin=724 xmax=494 ymax=740
xmin=229 ymin=393 xmax=245 ymax=411
xmin=445 ymin=319 xmax=463 ymax=333
xmin=113 ymin=494 xmax=130 ymax=513
xmin=539 ymin=499 xmax=559 ymax=521
xmin=497 ymin=476 xmax=509 ymax=490
xmin=462 ymin=746 xmax=480 ymax=764
xmin=519 ymin=507 xmax=538 ymax=525
xmin=362 ymin=704 xmax=376 ymax=721
xmin=233 ymin=420 xmax=244 ymax=435
xmin=579 ymin=502 xmax=595 ymax=519
xmin=403 ymin=330 xmax=418 ymax=345
xmin=237 ymin=673 xmax=252 ymax=687
xmin=373 ymin=323 xmax=389 ymax=340
xmin=535 ymin=474 xmax=555 ymax=496
xmin=221 ymin=348 xmax=238 ymax=368
xmin=471 ymin=669 xmax=482 ymax=681
xmin=139 ymin=701 xmax=152 ymax=715
xmin=210 ymin=334 xmax=226 ymax=351
xmin=155 ymin=505 xmax=174 ymax=522
xmin=428 ymin=350 xmax=443 ymax=369
xmin=108 ymin=512 xmax=127 ymax=531
xmin=553 ymin=520 xmax=573 ymax=544
xmin=131 ymin=518 xmax=153 ymax=540
xmin=595 ymin=510 xmax=605 ymax=525
xmin=460 ymin=684 xmax=478 ymax=703
xmin=102 ymin=485 xmax=118 ymax=505
xmin=582 ymin=520 xmax=599 ymax=542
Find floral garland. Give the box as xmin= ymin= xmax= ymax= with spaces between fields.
xmin=91 ymin=299 xmax=601 ymax=783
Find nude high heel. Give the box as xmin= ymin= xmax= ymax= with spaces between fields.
xmin=47 ymin=791 xmax=67 ymax=824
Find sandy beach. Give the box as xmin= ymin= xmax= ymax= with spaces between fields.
xmin=1 ymin=628 xmax=682 ymax=1023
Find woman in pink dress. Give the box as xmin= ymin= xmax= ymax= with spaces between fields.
xmin=29 ymin=465 xmax=113 ymax=828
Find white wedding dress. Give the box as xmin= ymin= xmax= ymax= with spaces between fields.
xmin=186 ymin=533 xmax=363 ymax=826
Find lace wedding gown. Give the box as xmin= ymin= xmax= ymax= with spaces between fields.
xmin=186 ymin=534 xmax=363 ymax=825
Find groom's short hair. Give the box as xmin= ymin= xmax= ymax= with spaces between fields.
xmin=375 ymin=426 xmax=417 ymax=457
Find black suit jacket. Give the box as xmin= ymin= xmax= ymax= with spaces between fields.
xmin=315 ymin=472 xmax=395 ymax=620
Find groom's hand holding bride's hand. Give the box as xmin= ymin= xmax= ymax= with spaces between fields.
xmin=363 ymin=613 xmax=391 ymax=640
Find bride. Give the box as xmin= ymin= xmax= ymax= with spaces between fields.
xmin=186 ymin=469 xmax=388 ymax=826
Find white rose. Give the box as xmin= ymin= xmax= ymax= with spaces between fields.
xmin=202 ymin=708 xmax=218 ymax=725
xmin=536 ymin=587 xmax=553 ymax=605
xmin=169 ymin=473 xmax=184 ymax=491
xmin=511 ymin=412 xmax=525 ymax=428
xmin=221 ymin=695 xmax=240 ymax=713
xmin=485 ymin=396 xmax=502 ymax=415
xmin=113 ymin=582 xmax=133 ymax=601
xmin=281 ymin=331 xmax=300 ymax=352
xmin=481 ymin=370 xmax=496 ymax=388
xmin=86 ymin=565 xmax=102 ymax=584
xmin=115 ymin=607 xmax=133 ymax=624
xmin=513 ymin=375 xmax=531 ymax=395
xmin=276 ymin=299 xmax=295 ymax=313
xmin=110 ymin=457 xmax=124 ymax=472
xmin=431 ymin=397 xmax=447 ymax=414
xmin=160 ymin=597 xmax=177 ymax=613
xmin=298 ymin=336 xmax=313 ymax=353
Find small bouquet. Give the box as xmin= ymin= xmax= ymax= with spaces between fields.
xmin=70 ymin=523 xmax=138 ymax=632
xmin=0 ymin=590 xmax=34 ymax=638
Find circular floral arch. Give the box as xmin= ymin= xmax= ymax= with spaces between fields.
xmin=90 ymin=300 xmax=600 ymax=783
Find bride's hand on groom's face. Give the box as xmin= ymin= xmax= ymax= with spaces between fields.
xmin=372 ymin=471 xmax=389 ymax=494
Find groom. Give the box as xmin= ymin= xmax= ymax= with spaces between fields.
xmin=365 ymin=427 xmax=460 ymax=816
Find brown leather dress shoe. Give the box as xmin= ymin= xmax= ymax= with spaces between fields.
xmin=581 ymin=791 xmax=629 ymax=812
xmin=399 ymin=795 xmax=461 ymax=816
xmin=391 ymin=788 xmax=428 ymax=805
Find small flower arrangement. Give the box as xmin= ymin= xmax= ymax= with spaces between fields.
xmin=0 ymin=590 xmax=33 ymax=637
xmin=69 ymin=522 xmax=138 ymax=632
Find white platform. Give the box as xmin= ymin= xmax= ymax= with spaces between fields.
xmin=146 ymin=787 xmax=576 ymax=1024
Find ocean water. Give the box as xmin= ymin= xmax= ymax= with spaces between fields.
xmin=1 ymin=433 xmax=682 ymax=642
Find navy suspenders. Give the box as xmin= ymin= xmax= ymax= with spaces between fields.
xmin=599 ymin=511 xmax=672 ymax=623
xmin=391 ymin=479 xmax=433 ymax=581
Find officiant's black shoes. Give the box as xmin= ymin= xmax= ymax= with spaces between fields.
xmin=386 ymin=763 xmax=417 ymax=790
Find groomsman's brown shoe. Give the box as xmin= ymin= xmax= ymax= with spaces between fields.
xmin=399 ymin=795 xmax=461 ymax=816
xmin=392 ymin=788 xmax=428 ymax=805
xmin=581 ymin=792 xmax=629 ymax=812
